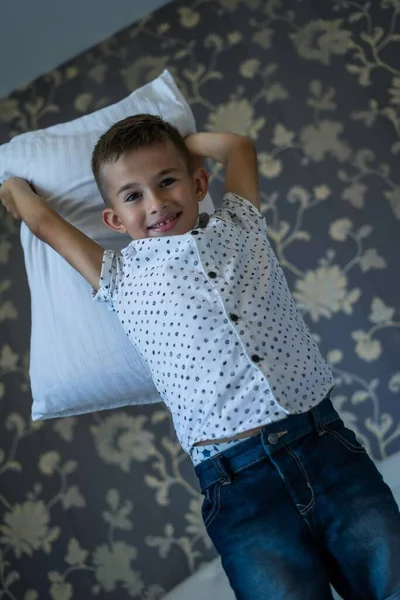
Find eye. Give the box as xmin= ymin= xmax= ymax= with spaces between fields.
xmin=160 ymin=177 xmax=176 ymax=188
xmin=125 ymin=191 xmax=142 ymax=202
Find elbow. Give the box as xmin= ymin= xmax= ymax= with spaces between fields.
xmin=239 ymin=136 xmax=256 ymax=151
xmin=232 ymin=135 xmax=256 ymax=156
xmin=230 ymin=137 xmax=257 ymax=163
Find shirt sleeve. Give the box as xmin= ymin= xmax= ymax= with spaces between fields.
xmin=219 ymin=192 xmax=267 ymax=236
xmin=92 ymin=249 xmax=124 ymax=312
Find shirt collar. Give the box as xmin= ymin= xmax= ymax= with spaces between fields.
xmin=196 ymin=212 xmax=210 ymax=229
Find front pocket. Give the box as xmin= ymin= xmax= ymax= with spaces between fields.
xmin=201 ymin=483 xmax=222 ymax=529
xmin=322 ymin=419 xmax=367 ymax=455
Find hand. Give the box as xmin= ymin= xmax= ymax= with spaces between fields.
xmin=0 ymin=177 xmax=32 ymax=219
xmin=191 ymin=152 xmax=205 ymax=171
xmin=185 ymin=133 xmax=259 ymax=208
xmin=185 ymin=135 xmax=205 ymax=171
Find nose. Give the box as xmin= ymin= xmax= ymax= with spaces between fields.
xmin=148 ymin=190 xmax=168 ymax=213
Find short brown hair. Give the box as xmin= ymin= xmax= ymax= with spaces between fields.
xmin=91 ymin=114 xmax=193 ymax=207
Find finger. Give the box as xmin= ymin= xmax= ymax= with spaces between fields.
xmin=2 ymin=202 xmax=19 ymax=218
xmin=0 ymin=191 xmax=11 ymax=204
xmin=8 ymin=207 xmax=20 ymax=219
xmin=1 ymin=199 xmax=13 ymax=211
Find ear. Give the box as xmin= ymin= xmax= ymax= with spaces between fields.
xmin=193 ymin=168 xmax=209 ymax=203
xmin=102 ymin=208 xmax=127 ymax=234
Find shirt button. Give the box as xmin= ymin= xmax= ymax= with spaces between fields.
xmin=251 ymin=354 xmax=261 ymax=363
xmin=191 ymin=230 xmax=199 ymax=235
xmin=208 ymin=271 xmax=217 ymax=279
xmin=229 ymin=313 xmax=239 ymax=322
xmin=267 ymin=433 xmax=278 ymax=445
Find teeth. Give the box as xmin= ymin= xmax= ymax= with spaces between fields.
xmin=151 ymin=214 xmax=177 ymax=228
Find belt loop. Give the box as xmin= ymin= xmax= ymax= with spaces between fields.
xmin=213 ymin=455 xmax=232 ymax=485
xmin=311 ymin=404 xmax=326 ymax=436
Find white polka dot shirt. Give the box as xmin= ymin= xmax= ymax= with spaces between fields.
xmin=94 ymin=193 xmax=334 ymax=453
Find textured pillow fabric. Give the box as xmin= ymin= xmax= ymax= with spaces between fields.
xmin=0 ymin=70 xmax=215 ymax=419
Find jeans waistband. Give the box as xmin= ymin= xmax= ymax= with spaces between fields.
xmin=195 ymin=395 xmax=339 ymax=492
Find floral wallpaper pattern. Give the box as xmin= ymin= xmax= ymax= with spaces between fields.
xmin=0 ymin=0 xmax=400 ymax=598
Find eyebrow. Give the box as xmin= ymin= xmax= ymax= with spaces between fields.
xmin=116 ymin=168 xmax=179 ymax=197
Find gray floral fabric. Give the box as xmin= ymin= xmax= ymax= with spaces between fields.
xmin=0 ymin=0 xmax=400 ymax=598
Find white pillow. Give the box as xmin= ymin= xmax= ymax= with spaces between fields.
xmin=0 ymin=70 xmax=215 ymax=419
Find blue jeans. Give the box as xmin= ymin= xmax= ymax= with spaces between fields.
xmin=195 ymin=396 xmax=400 ymax=599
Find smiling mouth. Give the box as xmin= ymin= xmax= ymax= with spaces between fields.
xmin=148 ymin=212 xmax=182 ymax=232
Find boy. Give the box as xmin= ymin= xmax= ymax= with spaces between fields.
xmin=1 ymin=114 xmax=400 ymax=600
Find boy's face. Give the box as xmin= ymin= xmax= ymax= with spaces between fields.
xmin=101 ymin=141 xmax=209 ymax=240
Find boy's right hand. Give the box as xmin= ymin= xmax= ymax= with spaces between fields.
xmin=1 ymin=176 xmax=104 ymax=290
xmin=0 ymin=177 xmax=32 ymax=219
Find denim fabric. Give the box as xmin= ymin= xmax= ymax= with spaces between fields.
xmin=195 ymin=396 xmax=400 ymax=600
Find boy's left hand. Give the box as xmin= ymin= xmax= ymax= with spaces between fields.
xmin=184 ymin=133 xmax=260 ymax=209
xmin=185 ymin=137 xmax=205 ymax=172
xmin=191 ymin=152 xmax=205 ymax=171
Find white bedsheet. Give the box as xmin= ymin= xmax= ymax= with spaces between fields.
xmin=164 ymin=450 xmax=400 ymax=600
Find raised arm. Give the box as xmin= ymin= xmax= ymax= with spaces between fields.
xmin=185 ymin=132 xmax=260 ymax=209
xmin=0 ymin=178 xmax=104 ymax=290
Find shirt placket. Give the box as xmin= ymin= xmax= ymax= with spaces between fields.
xmin=203 ymin=265 xmax=265 ymax=371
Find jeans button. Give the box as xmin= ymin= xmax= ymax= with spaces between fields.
xmin=267 ymin=433 xmax=278 ymax=445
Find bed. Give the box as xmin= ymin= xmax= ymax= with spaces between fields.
xmin=0 ymin=0 xmax=399 ymax=598
xmin=164 ymin=449 xmax=400 ymax=599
